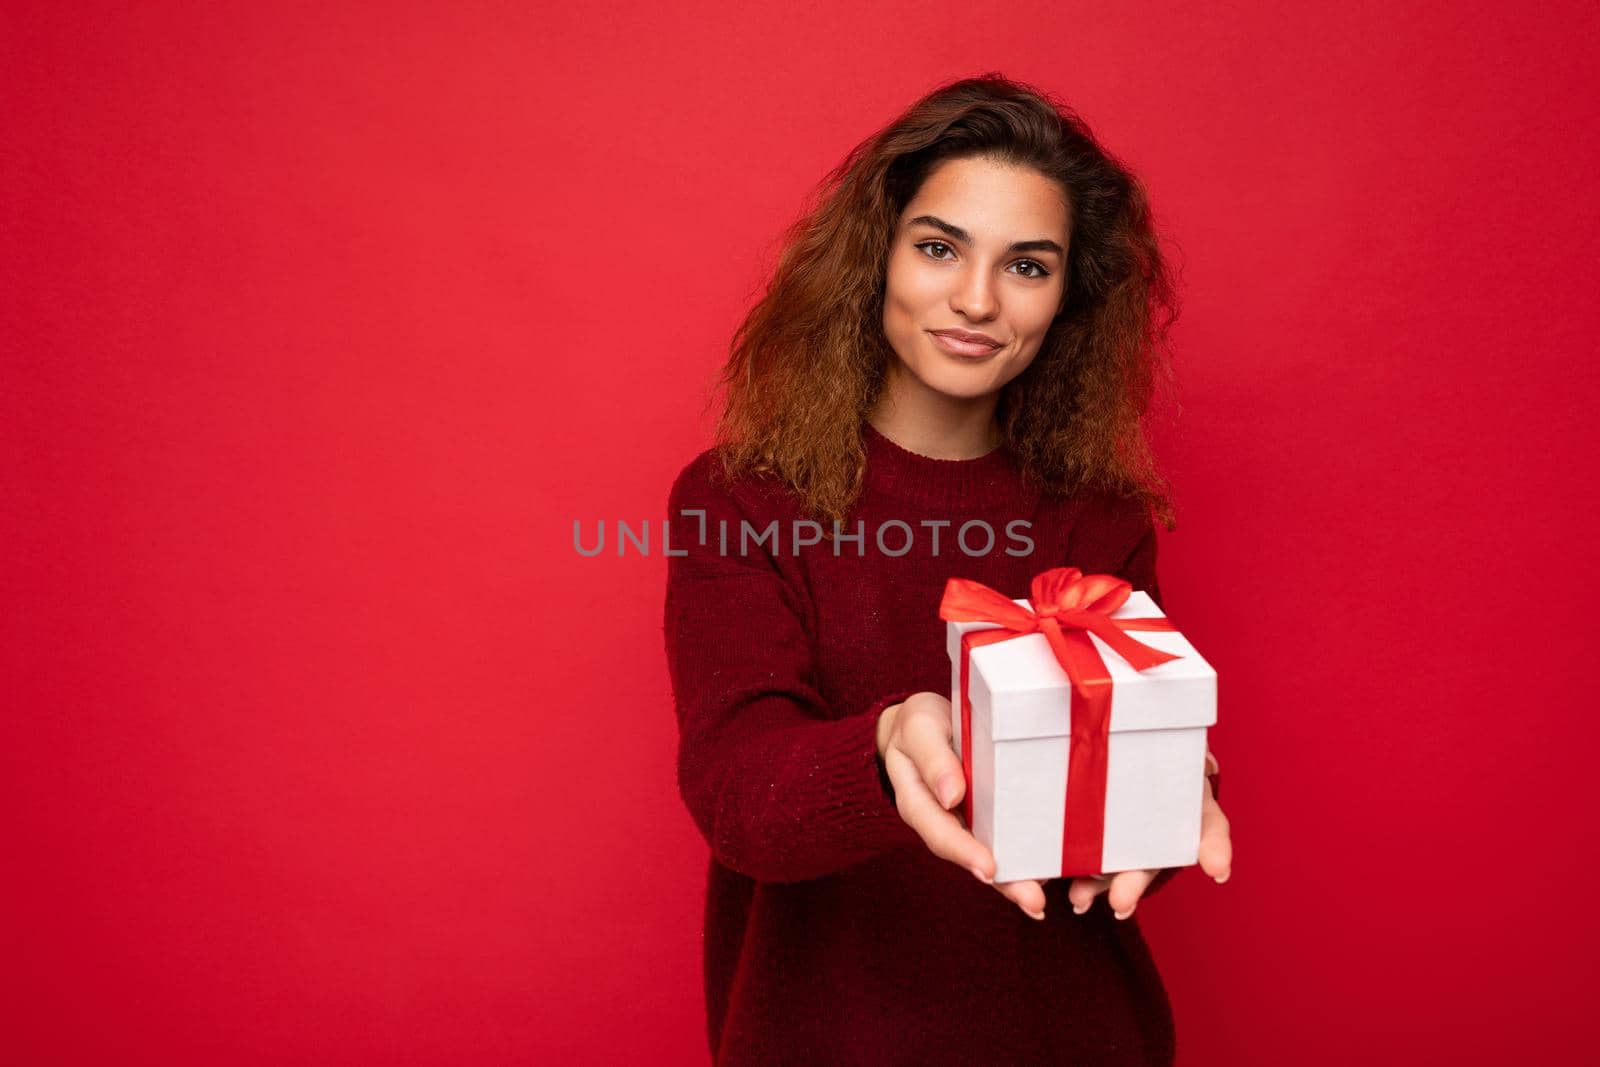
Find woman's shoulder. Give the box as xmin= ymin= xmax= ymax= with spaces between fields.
xmin=666 ymin=445 xmax=801 ymax=525
xmin=1045 ymin=483 xmax=1157 ymax=561
xmin=1034 ymin=478 xmax=1152 ymax=527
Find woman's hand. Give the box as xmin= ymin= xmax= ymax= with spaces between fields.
xmin=1064 ymin=750 xmax=1232 ymax=920
xmin=876 ymin=691 xmax=1050 ymax=920
xmin=877 ymin=694 xmax=1232 ymax=922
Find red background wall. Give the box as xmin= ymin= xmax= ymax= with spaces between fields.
xmin=5 ymin=2 xmax=1596 ymax=1063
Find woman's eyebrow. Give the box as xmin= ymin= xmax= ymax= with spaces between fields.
xmin=906 ymin=214 xmax=1065 ymax=257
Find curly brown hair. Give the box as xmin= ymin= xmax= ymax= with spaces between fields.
xmin=705 ymin=72 xmax=1182 ymax=532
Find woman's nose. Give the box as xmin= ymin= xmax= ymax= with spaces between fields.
xmin=950 ymin=267 xmax=998 ymax=320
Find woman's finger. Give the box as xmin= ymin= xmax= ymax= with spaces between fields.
xmin=993 ymin=878 xmax=1048 ymax=920
xmin=1198 ymin=775 xmax=1233 ymax=883
xmin=1105 ymin=869 xmax=1159 ymax=919
xmin=885 ymin=747 xmax=1044 ymax=920
xmin=894 ymin=695 xmax=966 ymax=812
xmin=1067 ymin=875 xmax=1110 ymax=914
xmin=882 ymin=744 xmax=993 ymax=880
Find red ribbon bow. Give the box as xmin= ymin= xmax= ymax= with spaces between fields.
xmin=939 ymin=566 xmax=1181 ymax=876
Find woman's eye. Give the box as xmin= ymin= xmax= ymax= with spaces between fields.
xmin=917 ymin=241 xmax=1049 ymax=279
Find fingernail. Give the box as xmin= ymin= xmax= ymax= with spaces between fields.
xmin=1072 ymin=903 xmax=1088 ymax=915
xmin=1114 ymin=909 xmax=1132 ymax=920
xmin=1214 ymin=871 xmax=1230 ymax=885
xmin=936 ymin=774 xmax=957 ymax=808
xmin=970 ymin=866 xmax=992 ymax=885
xmin=1025 ymin=908 xmax=1045 ymax=921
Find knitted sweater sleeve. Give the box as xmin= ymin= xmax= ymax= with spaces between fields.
xmin=663 ymin=457 xmax=920 ymax=883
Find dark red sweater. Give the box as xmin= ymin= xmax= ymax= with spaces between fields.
xmin=664 ymin=420 xmax=1189 ymax=1065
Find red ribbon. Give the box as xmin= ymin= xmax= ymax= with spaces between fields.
xmin=939 ymin=567 xmax=1181 ymax=877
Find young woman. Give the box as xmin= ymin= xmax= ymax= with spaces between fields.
xmin=664 ymin=74 xmax=1232 ymax=1065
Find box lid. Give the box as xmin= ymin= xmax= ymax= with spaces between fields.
xmin=946 ymin=591 xmax=1216 ymax=739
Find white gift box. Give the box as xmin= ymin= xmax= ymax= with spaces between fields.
xmin=945 ymin=590 xmax=1217 ymax=883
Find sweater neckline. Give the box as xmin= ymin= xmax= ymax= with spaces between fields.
xmin=860 ymin=420 xmax=1036 ymax=511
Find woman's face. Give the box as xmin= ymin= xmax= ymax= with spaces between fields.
xmin=881 ymin=155 xmax=1070 ymax=402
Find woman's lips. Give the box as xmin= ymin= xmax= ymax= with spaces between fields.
xmin=928 ymin=330 xmax=1001 ymax=358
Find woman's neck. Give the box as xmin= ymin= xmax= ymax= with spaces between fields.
xmin=866 ymin=370 xmax=1002 ymax=460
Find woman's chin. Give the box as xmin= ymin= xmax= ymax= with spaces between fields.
xmin=920 ymin=370 xmax=1002 ymax=403
xmin=887 ymin=353 xmax=1007 ymax=404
